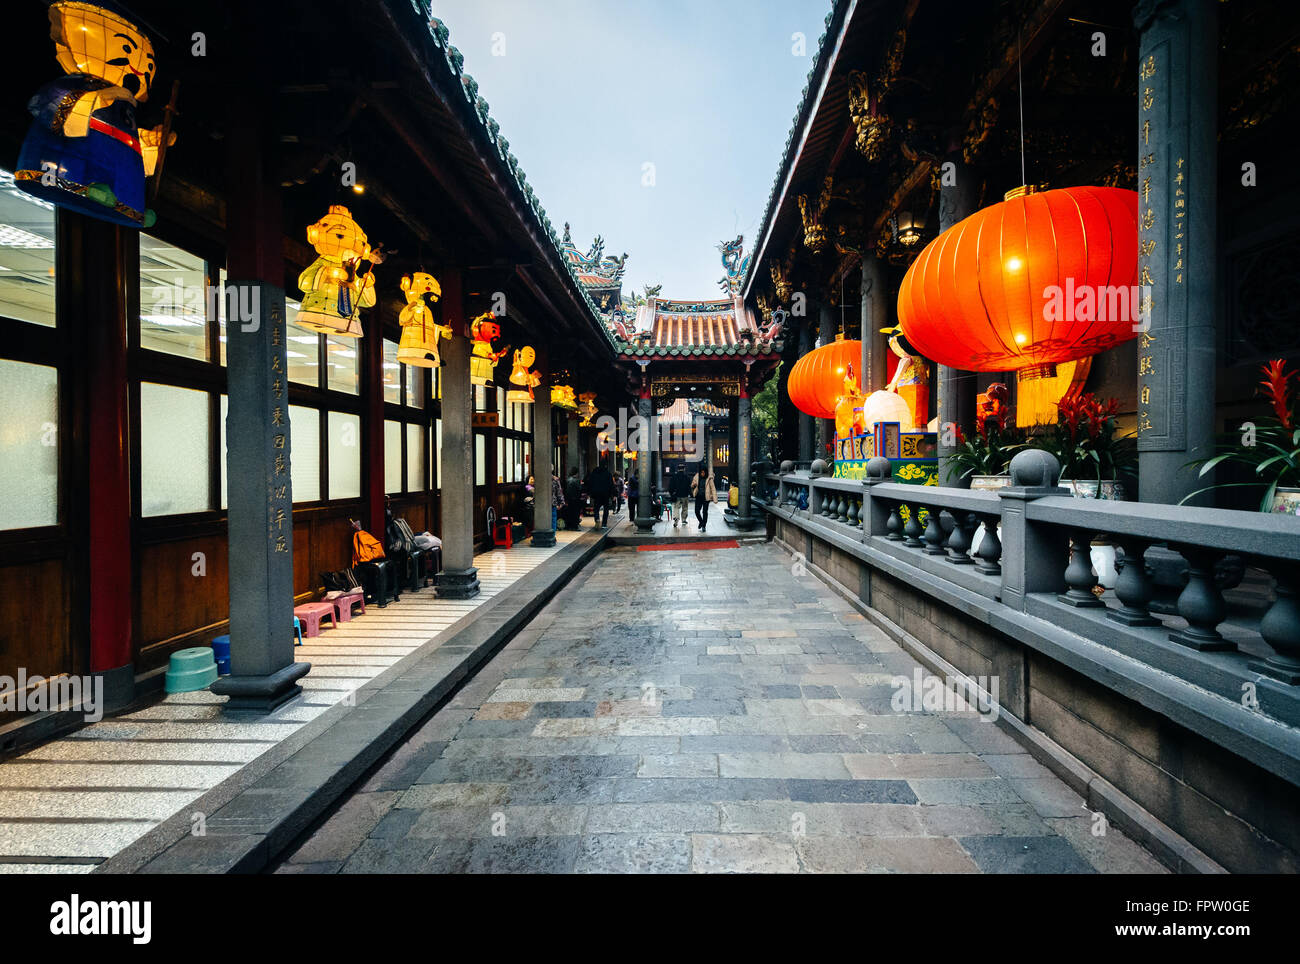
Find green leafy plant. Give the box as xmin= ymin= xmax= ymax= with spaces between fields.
xmin=945 ymin=383 xmax=1024 ymax=481
xmin=1184 ymin=358 xmax=1299 ymax=511
xmin=1030 ymin=391 xmax=1136 ymax=483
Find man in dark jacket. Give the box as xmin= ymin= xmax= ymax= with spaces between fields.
xmin=563 ymin=468 xmax=583 ymax=530
xmin=668 ymin=464 xmax=692 ymax=527
xmin=586 ymin=461 xmax=614 ymax=527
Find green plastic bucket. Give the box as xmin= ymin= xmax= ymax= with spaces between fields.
xmin=164 ymin=646 xmax=219 ymax=693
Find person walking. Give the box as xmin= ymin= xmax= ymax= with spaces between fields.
xmin=563 ymin=467 xmax=583 ymax=530
xmin=626 ymin=471 xmax=639 ymax=525
xmin=690 ymin=463 xmax=717 ymax=532
xmin=668 ymin=463 xmax=691 ymax=528
xmin=586 ymin=460 xmax=614 ymax=528
xmin=550 ymin=471 xmax=565 ymax=533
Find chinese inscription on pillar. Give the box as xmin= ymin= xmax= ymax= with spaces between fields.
xmin=1135 ymin=18 xmax=1190 ymax=452
xmin=266 ymin=300 xmax=292 ymax=554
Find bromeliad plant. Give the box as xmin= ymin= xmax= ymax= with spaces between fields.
xmin=1032 ymin=391 xmax=1136 ymax=483
xmin=945 ymin=383 xmax=1024 ymax=481
xmin=1185 ymin=358 xmax=1300 ymax=511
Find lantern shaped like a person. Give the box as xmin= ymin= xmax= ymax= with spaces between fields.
xmin=470 ymin=313 xmax=509 ymax=386
xmin=15 ymin=1 xmax=175 ymax=227
xmin=296 ymin=205 xmax=379 ymax=336
xmin=578 ymin=392 xmax=598 ymax=426
xmin=506 ymin=347 xmax=541 ymax=403
xmin=396 ymin=272 xmax=450 ymax=367
xmin=834 ymin=363 xmax=867 ymax=440
xmin=882 ymin=326 xmax=930 ymax=430
xmin=550 ymin=385 xmax=577 ymax=411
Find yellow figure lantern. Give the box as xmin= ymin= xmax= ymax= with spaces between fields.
xmin=882 ymin=326 xmax=930 ymax=430
xmin=296 ymin=205 xmax=378 ymax=337
xmin=469 ymin=313 xmax=509 ymax=386
xmin=396 ymin=272 xmax=450 ymax=367
xmin=15 ymin=2 xmax=175 ymax=227
xmin=550 ymin=385 xmax=577 ymax=411
xmin=834 ymin=363 xmax=866 ymax=440
xmin=578 ymin=392 xmax=598 ymax=426
xmin=507 ymin=346 xmax=541 ymax=403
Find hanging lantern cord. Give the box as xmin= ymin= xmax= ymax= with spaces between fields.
xmin=1017 ymin=26 xmax=1027 ymax=188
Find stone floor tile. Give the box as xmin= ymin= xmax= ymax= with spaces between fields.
xmin=691 ymin=833 xmax=800 ymax=873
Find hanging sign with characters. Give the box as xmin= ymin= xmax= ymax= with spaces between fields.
xmin=15 ymin=1 xmax=177 ymax=228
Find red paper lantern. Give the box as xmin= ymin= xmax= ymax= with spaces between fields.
xmin=788 ymin=338 xmax=861 ymax=419
xmin=897 ymin=186 xmax=1139 ymax=374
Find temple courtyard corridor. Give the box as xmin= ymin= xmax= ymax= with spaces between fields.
xmin=275 ymin=542 xmax=1166 ymax=874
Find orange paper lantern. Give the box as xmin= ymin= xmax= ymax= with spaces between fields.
xmin=897 ymin=186 xmax=1139 ymax=374
xmin=788 ymin=338 xmax=862 ymax=419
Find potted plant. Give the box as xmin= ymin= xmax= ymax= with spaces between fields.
xmin=945 ymin=383 xmax=1022 ymax=489
xmin=1186 ymin=358 xmax=1300 ymax=514
xmin=1032 ymin=391 xmax=1135 ymax=500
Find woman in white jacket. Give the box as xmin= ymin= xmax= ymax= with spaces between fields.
xmin=690 ymin=464 xmax=717 ymax=532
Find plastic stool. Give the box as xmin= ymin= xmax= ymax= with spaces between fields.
xmin=293 ymin=617 xmax=303 ymax=647
xmin=165 ymin=647 xmax=218 ymax=693
xmin=211 ymin=635 xmax=232 ymax=676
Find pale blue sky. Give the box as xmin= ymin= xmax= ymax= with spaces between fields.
xmin=433 ymin=0 xmax=832 ymax=300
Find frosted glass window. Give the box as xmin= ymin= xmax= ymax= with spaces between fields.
xmin=326 ymin=336 xmax=359 ymax=394
xmin=289 ymin=406 xmax=320 ymax=503
xmin=140 ymin=382 xmax=210 ymax=517
xmin=0 ymin=360 xmax=58 ymax=528
xmin=385 ymin=420 xmax=402 ymax=494
xmin=474 ymin=433 xmax=486 ymax=485
xmin=406 ymin=366 xmax=424 ymax=409
xmin=496 ymin=435 xmax=504 ymax=484
xmin=286 ymin=316 xmax=319 ymax=387
xmin=328 ymin=411 xmax=361 ymax=499
xmin=220 ymin=395 xmax=228 ymax=508
xmin=383 ymin=340 xmax=401 ymax=404
xmin=434 ymin=419 xmax=442 ymax=489
xmin=140 ymin=236 xmax=208 ymax=361
xmin=406 ymin=423 xmax=424 ymax=491
xmin=0 ymin=170 xmax=56 ymax=327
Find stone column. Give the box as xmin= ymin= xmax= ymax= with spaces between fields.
xmin=1134 ymin=0 xmax=1217 ymax=505
xmin=435 ymin=272 xmax=480 ymax=598
xmin=936 ymin=156 xmax=978 ymax=485
xmin=636 ymin=393 xmax=655 ymax=531
xmin=531 ymin=357 xmax=555 ymax=547
xmin=796 ymin=319 xmax=814 ymax=464
xmin=735 ymin=376 xmax=756 ymax=530
xmin=211 ymin=109 xmax=310 ymax=711
xmin=816 ymin=301 xmax=835 ymax=460
xmin=566 ymin=413 xmax=581 ymax=480
xmin=860 ymin=255 xmax=888 ymax=394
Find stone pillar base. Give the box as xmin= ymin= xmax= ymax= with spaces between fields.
xmin=635 ymin=516 xmax=656 ymax=533
xmin=211 ymin=661 xmax=311 ymax=713
xmin=733 ymin=514 xmax=758 ymax=531
xmin=436 ymin=567 xmax=481 ymax=599
xmin=531 ymin=529 xmax=556 ymax=547
xmin=95 ymin=662 xmax=135 ymax=715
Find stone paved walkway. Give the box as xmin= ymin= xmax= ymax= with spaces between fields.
xmin=276 ymin=542 xmax=1167 ymax=874
xmin=0 ymin=530 xmax=586 ymax=874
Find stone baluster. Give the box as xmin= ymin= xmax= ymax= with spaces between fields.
xmin=846 ymin=493 xmax=859 ymax=527
xmin=903 ymin=505 xmax=924 ymax=548
xmin=946 ymin=512 xmax=975 ymax=565
xmin=922 ymin=505 xmax=947 ymax=555
xmin=974 ymin=516 xmax=1002 ymax=575
xmin=1058 ymin=529 xmax=1103 ymax=608
xmin=886 ymin=503 xmax=903 ymax=541
xmin=1108 ymin=537 xmax=1159 ymax=626
xmin=1168 ymin=544 xmax=1234 ymax=651
xmin=1251 ymin=562 xmax=1300 ymax=684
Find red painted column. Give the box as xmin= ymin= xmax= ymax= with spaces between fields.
xmin=80 ymin=215 xmax=134 ymax=688
xmin=364 ymin=316 xmax=385 ymax=535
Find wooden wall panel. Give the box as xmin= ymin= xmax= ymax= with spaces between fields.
xmin=0 ymin=558 xmax=71 ymax=686
xmin=137 ymin=534 xmax=229 ymax=656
